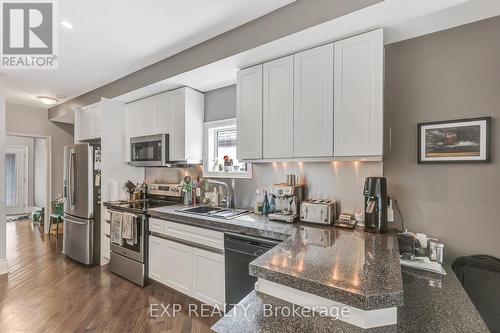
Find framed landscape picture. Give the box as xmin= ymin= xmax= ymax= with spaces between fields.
xmin=418 ymin=117 xmax=491 ymax=164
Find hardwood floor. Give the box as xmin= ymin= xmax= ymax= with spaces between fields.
xmin=0 ymin=221 xmax=221 ymax=333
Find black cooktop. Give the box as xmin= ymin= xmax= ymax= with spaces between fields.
xmin=108 ymin=199 xmax=179 ymax=214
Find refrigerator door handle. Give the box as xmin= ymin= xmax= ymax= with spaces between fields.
xmin=70 ymin=152 xmax=77 ymax=206
xmin=63 ymin=216 xmax=88 ymax=225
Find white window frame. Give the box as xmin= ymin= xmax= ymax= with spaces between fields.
xmin=203 ymin=118 xmax=252 ymax=179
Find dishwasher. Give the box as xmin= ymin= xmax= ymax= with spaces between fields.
xmin=224 ymin=233 xmax=280 ymax=308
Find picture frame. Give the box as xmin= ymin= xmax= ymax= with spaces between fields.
xmin=417 ymin=117 xmax=491 ymax=164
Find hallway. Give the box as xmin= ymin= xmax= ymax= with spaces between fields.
xmin=0 ymin=221 xmax=220 ymax=332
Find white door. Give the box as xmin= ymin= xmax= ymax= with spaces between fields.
xmin=334 ymin=29 xmax=384 ymax=156
xmin=263 ymin=55 xmax=294 ymax=158
xmin=293 ymin=44 xmax=334 ymax=157
xmin=236 ymin=64 xmax=263 ymax=160
xmin=192 ymin=248 xmax=225 ymax=308
xmin=164 ymin=239 xmax=193 ymax=295
xmin=6 ymin=146 xmax=28 ymax=215
xmin=148 ymin=235 xmax=165 ymax=283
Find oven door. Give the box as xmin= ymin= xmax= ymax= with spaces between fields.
xmin=110 ymin=212 xmax=145 ymax=263
xmin=129 ymin=134 xmax=168 ymax=167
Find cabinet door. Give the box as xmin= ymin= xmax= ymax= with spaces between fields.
xmin=334 ymin=29 xmax=383 ymax=156
xmin=137 ymin=98 xmax=155 ymax=136
xmin=148 ymin=235 xmax=165 ymax=283
xmin=164 ymin=239 xmax=192 ymax=295
xmin=236 ymin=64 xmax=263 ymax=160
xmin=169 ymin=88 xmax=186 ymax=161
xmin=263 ymin=56 xmax=294 ymax=158
xmin=126 ymin=102 xmax=140 ymax=138
xmin=192 ymin=248 xmax=225 ymax=308
xmin=293 ymin=44 xmax=334 ymax=157
xmin=153 ymin=92 xmax=173 ymax=135
xmin=77 ymin=108 xmax=92 ymax=140
xmin=91 ymin=105 xmax=102 ymax=138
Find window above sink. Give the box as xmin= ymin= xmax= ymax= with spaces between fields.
xmin=203 ymin=118 xmax=252 ymax=179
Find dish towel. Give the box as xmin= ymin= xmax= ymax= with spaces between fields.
xmin=122 ymin=213 xmax=135 ymax=245
xmin=110 ymin=211 xmax=124 ymax=245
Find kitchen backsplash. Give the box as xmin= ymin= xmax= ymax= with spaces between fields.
xmin=145 ymin=161 xmax=383 ymax=213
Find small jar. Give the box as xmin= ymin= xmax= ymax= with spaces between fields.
xmin=428 ymin=240 xmax=445 ymax=264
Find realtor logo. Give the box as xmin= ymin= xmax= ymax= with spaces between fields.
xmin=1 ymin=0 xmax=58 ymax=69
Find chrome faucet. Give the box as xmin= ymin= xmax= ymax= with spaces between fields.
xmin=206 ymin=179 xmax=233 ymax=208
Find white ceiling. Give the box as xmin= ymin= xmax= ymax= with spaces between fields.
xmin=118 ymin=0 xmax=500 ymax=103
xmin=0 ymin=0 xmax=294 ymax=107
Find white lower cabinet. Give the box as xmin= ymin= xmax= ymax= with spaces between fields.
xmin=148 ymin=223 xmax=225 ymax=308
xmin=148 ymin=235 xmax=165 ymax=283
xmin=192 ymin=248 xmax=225 ymax=308
xmin=164 ymin=240 xmax=193 ymax=296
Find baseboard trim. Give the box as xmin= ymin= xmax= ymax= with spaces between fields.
xmin=0 ymin=259 xmax=8 ymax=275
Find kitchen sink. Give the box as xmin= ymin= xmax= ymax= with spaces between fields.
xmin=178 ymin=206 xmax=250 ymax=219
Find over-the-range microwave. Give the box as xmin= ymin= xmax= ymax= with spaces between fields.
xmin=129 ymin=134 xmax=169 ymax=167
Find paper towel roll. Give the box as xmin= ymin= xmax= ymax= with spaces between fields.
xmin=109 ymin=181 xmax=119 ymax=202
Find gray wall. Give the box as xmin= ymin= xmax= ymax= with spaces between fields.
xmin=6 ymin=135 xmax=34 ymax=208
xmin=34 ymin=138 xmax=47 ymax=207
xmin=6 ymin=103 xmax=74 ymax=201
xmin=384 ymin=16 xmax=500 ymax=262
xmin=48 ymin=0 xmax=381 ymax=118
xmin=147 ymin=86 xmax=383 ymax=212
xmin=0 ymin=97 xmax=6 ymax=268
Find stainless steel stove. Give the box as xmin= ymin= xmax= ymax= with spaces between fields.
xmin=106 ymin=183 xmax=181 ymax=286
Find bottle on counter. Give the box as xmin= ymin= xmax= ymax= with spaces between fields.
xmin=254 ymin=189 xmax=264 ymax=215
xmin=213 ymin=187 xmax=219 ymax=206
xmin=262 ymin=191 xmax=270 ymax=216
xmin=140 ymin=181 xmax=147 ymax=200
xmin=269 ymin=194 xmax=276 ymax=213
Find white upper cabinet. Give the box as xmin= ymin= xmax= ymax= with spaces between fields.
xmin=137 ymin=98 xmax=155 ymax=137
xmin=236 ymin=64 xmax=263 ymax=160
xmin=334 ymin=29 xmax=384 ymax=156
xmin=153 ymin=92 xmax=173 ymax=135
xmin=263 ymin=55 xmax=294 ymax=158
xmin=293 ymin=44 xmax=334 ymax=157
xmin=75 ymin=103 xmax=102 ymax=142
xmin=91 ymin=105 xmax=102 ymax=138
xmin=124 ymin=87 xmax=204 ymax=163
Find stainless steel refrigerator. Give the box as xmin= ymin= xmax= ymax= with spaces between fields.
xmin=63 ymin=143 xmax=101 ymax=266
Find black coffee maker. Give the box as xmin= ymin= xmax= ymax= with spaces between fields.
xmin=363 ymin=177 xmax=388 ymax=233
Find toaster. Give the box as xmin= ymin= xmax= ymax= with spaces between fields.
xmin=300 ymin=199 xmax=337 ymax=225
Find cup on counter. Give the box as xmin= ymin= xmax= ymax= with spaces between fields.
xmin=428 ymin=239 xmax=445 ymax=264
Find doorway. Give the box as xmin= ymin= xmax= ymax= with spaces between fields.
xmin=5 ymin=146 xmax=28 ymax=216
xmin=5 ymin=134 xmax=51 ymax=234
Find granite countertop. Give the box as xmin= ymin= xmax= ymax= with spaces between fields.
xmin=148 ymin=206 xmax=488 ymax=332
xmin=148 ymin=206 xmax=403 ymax=310
xmin=211 ymin=266 xmax=489 ymax=333
xmin=249 ymin=227 xmax=403 ymax=310
xmin=148 ymin=205 xmax=297 ymax=241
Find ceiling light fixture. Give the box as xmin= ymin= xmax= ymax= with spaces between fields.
xmin=36 ymin=96 xmax=59 ymax=105
xmin=60 ymin=21 xmax=74 ymax=29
